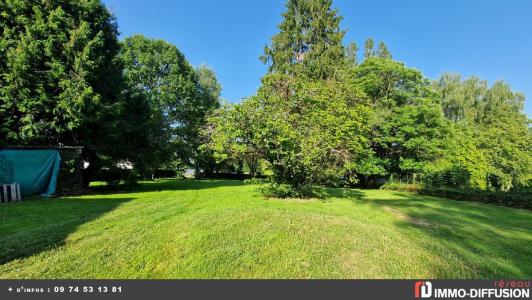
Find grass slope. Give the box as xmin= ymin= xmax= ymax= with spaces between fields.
xmin=0 ymin=179 xmax=531 ymax=279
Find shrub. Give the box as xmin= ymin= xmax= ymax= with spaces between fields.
xmin=424 ymin=166 xmax=471 ymax=189
xmin=260 ymin=183 xmax=325 ymax=199
xmin=380 ymin=182 xmax=423 ymax=193
xmin=244 ymin=178 xmax=264 ymax=185
xmin=94 ymin=168 xmax=140 ymax=186
xmin=381 ymin=183 xmax=532 ymax=210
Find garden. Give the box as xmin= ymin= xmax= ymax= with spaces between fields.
xmin=0 ymin=0 xmax=531 ymax=280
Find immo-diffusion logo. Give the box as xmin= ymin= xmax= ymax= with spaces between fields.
xmin=415 ymin=281 xmax=432 ymax=298
xmin=414 ymin=281 xmax=530 ymax=299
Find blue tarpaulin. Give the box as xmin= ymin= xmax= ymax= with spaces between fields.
xmin=0 ymin=150 xmax=61 ymax=197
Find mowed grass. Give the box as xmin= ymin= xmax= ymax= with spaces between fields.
xmin=0 ymin=179 xmax=531 ymax=279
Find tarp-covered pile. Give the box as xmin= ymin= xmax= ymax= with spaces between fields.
xmin=0 ymin=150 xmax=61 ymax=197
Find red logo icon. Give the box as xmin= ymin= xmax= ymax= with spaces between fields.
xmin=415 ymin=281 xmax=433 ymax=298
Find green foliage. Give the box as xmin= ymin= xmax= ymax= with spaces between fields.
xmin=260 ymin=182 xmax=325 ymax=198
xmin=424 ymin=166 xmax=471 ymax=189
xmin=203 ymin=100 xmax=263 ymax=177
xmin=1 ymin=0 xmax=529 ymax=200
xmin=363 ymin=38 xmax=392 ymax=60
xmin=243 ymin=178 xmax=264 ymax=185
xmin=380 ymin=182 xmax=423 ymax=193
xmin=344 ymin=42 xmax=358 ymax=65
xmin=431 ymin=74 xmax=531 ymax=191
xmin=363 ymin=38 xmax=375 ymax=59
xmin=376 ymin=41 xmax=392 ymax=59
xmin=118 ymin=35 xmax=221 ymax=177
xmin=382 ymin=182 xmax=532 ymax=210
xmin=353 ymin=58 xmax=430 ymax=108
xmin=205 ymin=73 xmax=372 ymax=196
xmin=196 ymin=65 xmax=222 ymax=105
xmin=433 ymin=73 xmax=525 ymax=123
xmin=93 ymin=167 xmax=140 ymax=186
xmin=0 ymin=0 xmax=124 ymax=183
xmin=376 ymin=99 xmax=448 ymax=174
xmin=261 ymin=0 xmax=346 ymax=79
xmin=192 ymin=66 xmax=223 ymax=176
xmin=352 ymin=58 xmax=447 ymax=177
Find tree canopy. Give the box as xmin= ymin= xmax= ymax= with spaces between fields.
xmin=118 ymin=35 xmax=221 ymax=176
xmin=204 ymin=0 xmax=531 ymax=196
xmin=261 ymin=0 xmax=346 ymax=79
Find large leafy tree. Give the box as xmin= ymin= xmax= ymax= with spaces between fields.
xmin=432 ymin=74 xmax=531 ymax=190
xmin=206 ymin=74 xmax=372 ymax=196
xmin=119 ymin=35 xmax=220 ymax=176
xmin=203 ymin=100 xmax=263 ymax=177
xmin=352 ymin=58 xmax=447 ymax=179
xmin=261 ymin=0 xmax=345 ymax=79
xmin=190 ymin=65 xmax=222 ymax=176
xmin=0 ymin=0 xmax=124 ymax=184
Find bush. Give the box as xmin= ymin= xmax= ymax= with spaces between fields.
xmin=93 ymin=168 xmax=139 ymax=186
xmin=424 ymin=166 xmax=470 ymax=189
xmin=381 ymin=183 xmax=532 ymax=210
xmin=244 ymin=178 xmax=264 ymax=185
xmin=380 ymin=182 xmax=423 ymax=193
xmin=260 ymin=183 xmax=325 ymax=199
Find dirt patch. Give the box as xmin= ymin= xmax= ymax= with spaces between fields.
xmin=383 ymin=206 xmax=432 ymax=227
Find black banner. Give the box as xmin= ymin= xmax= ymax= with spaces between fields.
xmin=0 ymin=280 xmax=530 ymax=300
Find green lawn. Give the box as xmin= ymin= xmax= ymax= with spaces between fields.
xmin=0 ymin=179 xmax=531 ymax=279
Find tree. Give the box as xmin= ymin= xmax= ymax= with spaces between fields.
xmin=426 ymin=121 xmax=489 ymax=189
xmin=0 ymin=0 xmax=124 ymax=185
xmin=353 ymin=58 xmax=431 ymax=108
xmin=118 ymin=35 xmax=198 ymax=176
xmin=344 ymin=42 xmax=359 ymax=65
xmin=478 ymin=106 xmax=530 ymax=190
xmin=376 ymin=41 xmax=392 ymax=59
xmin=191 ymin=65 xmax=222 ymax=176
xmin=375 ymin=99 xmax=448 ymax=175
xmin=196 ymin=65 xmax=222 ymax=106
xmin=206 ymin=73 xmax=372 ymax=197
xmin=431 ymin=73 xmax=531 ymax=190
xmin=119 ymin=35 xmax=221 ymax=178
xmin=261 ymin=0 xmax=346 ymax=79
xmin=364 ymin=38 xmax=375 ymax=59
xmin=203 ymin=100 xmax=263 ymax=177
xmin=352 ymin=58 xmax=446 ymax=180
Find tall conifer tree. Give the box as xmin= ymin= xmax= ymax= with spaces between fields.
xmin=261 ymin=0 xmax=346 ymax=79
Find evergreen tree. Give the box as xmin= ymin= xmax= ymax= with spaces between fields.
xmin=261 ymin=0 xmax=346 ymax=79
xmin=0 ymin=0 xmax=124 ymax=184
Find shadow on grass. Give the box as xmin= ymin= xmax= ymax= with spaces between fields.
xmin=89 ymin=178 xmax=246 ymax=195
xmin=0 ymin=197 xmax=133 ymax=265
xmin=367 ymin=193 xmax=532 ymax=277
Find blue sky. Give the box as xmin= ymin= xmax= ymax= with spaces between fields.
xmin=103 ymin=0 xmax=532 ymax=116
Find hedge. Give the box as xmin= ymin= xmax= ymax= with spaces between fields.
xmin=381 ymin=182 xmax=532 ymax=210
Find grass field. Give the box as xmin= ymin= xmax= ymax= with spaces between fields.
xmin=0 ymin=179 xmax=531 ymax=279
